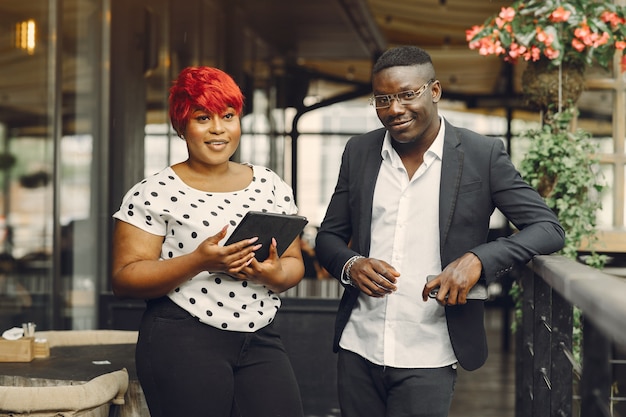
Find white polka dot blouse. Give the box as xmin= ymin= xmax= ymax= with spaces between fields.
xmin=113 ymin=163 xmax=298 ymax=332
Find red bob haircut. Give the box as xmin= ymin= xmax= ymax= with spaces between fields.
xmin=169 ymin=66 xmax=245 ymax=137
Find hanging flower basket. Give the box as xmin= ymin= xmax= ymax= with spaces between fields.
xmin=466 ymin=0 xmax=626 ymax=68
xmin=521 ymin=59 xmax=586 ymax=112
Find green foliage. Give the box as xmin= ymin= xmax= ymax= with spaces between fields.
xmin=510 ymin=107 xmax=606 ymax=365
xmin=509 ymin=279 xmax=523 ymax=334
xmin=518 ymin=107 xmax=606 ymax=266
xmin=480 ymin=0 xmax=619 ymax=371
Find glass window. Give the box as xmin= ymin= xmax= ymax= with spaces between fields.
xmin=0 ymin=0 xmax=54 ymax=330
xmin=58 ymin=0 xmax=106 ymax=329
xmin=0 ymin=0 xmax=110 ymax=330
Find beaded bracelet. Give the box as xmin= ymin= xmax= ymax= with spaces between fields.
xmin=344 ymin=255 xmax=365 ymax=286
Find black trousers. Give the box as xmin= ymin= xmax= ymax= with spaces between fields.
xmin=337 ymin=348 xmax=457 ymax=417
xmin=135 ymin=297 xmax=304 ymax=417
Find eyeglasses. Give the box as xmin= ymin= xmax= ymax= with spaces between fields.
xmin=369 ymin=79 xmax=435 ymax=109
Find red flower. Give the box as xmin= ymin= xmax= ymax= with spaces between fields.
xmin=601 ymin=10 xmax=625 ymax=28
xmin=496 ymin=7 xmax=516 ymax=28
xmin=550 ymin=7 xmax=571 ymax=23
xmin=572 ymin=38 xmax=586 ymax=52
xmin=465 ymin=25 xmax=483 ymax=42
xmin=508 ymin=43 xmax=528 ymax=60
xmin=536 ymin=28 xmax=555 ymax=47
xmin=544 ymin=47 xmax=560 ymax=60
xmin=466 ymin=0 xmax=626 ymax=71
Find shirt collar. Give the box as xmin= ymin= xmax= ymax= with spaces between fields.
xmin=381 ymin=116 xmax=445 ymax=164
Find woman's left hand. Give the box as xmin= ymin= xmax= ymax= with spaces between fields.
xmin=231 ymin=237 xmax=305 ymax=293
xmin=230 ymin=238 xmax=281 ymax=280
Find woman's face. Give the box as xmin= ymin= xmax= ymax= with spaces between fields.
xmin=183 ymin=107 xmax=241 ymax=166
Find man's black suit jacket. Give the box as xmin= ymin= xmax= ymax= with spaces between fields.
xmin=315 ymin=119 xmax=565 ymax=371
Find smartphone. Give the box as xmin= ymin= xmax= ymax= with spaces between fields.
xmin=426 ymin=275 xmax=488 ymax=301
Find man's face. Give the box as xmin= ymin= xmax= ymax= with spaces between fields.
xmin=372 ymin=65 xmax=441 ymax=145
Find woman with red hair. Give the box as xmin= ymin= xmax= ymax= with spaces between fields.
xmin=111 ymin=66 xmax=305 ymax=417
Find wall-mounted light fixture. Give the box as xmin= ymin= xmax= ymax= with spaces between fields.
xmin=15 ymin=19 xmax=36 ymax=55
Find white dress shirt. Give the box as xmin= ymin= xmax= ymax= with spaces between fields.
xmin=339 ymin=119 xmax=457 ymax=368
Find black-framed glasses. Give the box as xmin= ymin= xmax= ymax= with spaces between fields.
xmin=369 ymin=79 xmax=436 ymax=109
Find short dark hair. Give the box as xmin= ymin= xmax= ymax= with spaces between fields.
xmin=372 ymin=46 xmax=433 ymax=75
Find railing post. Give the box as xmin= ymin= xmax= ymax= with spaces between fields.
xmin=517 ymin=266 xmax=535 ymax=417
xmin=550 ymin=289 xmax=573 ymax=417
xmin=517 ymin=262 xmax=574 ymax=417
xmin=533 ymin=272 xmax=552 ymax=417
xmin=525 ymin=254 xmax=626 ymax=417
xmin=580 ymin=316 xmax=612 ymax=417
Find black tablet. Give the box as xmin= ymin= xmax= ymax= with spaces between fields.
xmin=224 ymin=211 xmax=308 ymax=261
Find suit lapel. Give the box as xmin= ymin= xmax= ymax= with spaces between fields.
xmin=439 ymin=121 xmax=463 ymax=253
xmin=358 ymin=131 xmax=385 ymax=256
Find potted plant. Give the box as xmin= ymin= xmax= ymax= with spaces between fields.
xmin=465 ymin=0 xmax=624 ymax=264
xmin=517 ymin=108 xmax=606 ymax=268
xmin=466 ymin=0 xmax=623 ymax=365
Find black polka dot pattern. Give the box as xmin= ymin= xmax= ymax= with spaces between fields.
xmin=112 ymin=164 xmax=298 ymax=332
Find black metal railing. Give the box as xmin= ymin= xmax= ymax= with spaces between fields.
xmin=516 ymin=254 xmax=626 ymax=417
